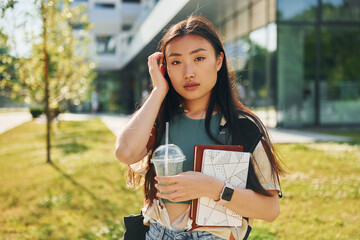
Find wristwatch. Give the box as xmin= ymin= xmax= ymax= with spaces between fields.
xmin=216 ymin=182 xmax=234 ymax=204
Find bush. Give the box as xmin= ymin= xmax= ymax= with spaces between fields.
xmin=30 ymin=107 xmax=61 ymax=119
xmin=30 ymin=107 xmax=44 ymax=118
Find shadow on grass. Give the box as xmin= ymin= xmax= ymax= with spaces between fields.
xmin=56 ymin=140 xmax=89 ymax=154
xmin=49 ymin=161 xmax=107 ymax=206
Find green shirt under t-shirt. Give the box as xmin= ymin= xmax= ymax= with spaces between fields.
xmin=160 ymin=112 xmax=221 ymax=204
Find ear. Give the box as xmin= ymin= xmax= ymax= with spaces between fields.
xmin=216 ymin=52 xmax=224 ymax=72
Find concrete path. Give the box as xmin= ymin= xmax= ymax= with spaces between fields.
xmin=268 ymin=128 xmax=349 ymax=143
xmin=99 ymin=114 xmax=130 ymax=137
xmin=0 ymin=112 xmax=351 ymax=143
xmin=98 ymin=114 xmax=350 ymax=143
xmin=0 ymin=112 xmax=32 ymax=135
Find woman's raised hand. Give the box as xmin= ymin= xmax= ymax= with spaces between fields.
xmin=115 ymin=53 xmax=170 ymax=165
xmin=148 ymin=52 xmax=169 ymax=96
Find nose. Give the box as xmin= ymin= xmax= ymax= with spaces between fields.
xmin=184 ymin=63 xmax=195 ymax=80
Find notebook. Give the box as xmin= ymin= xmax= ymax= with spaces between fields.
xmin=190 ymin=145 xmax=250 ymax=228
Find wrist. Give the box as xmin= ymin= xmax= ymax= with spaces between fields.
xmin=208 ymin=177 xmax=225 ymax=201
xmin=151 ymin=87 xmax=168 ymax=99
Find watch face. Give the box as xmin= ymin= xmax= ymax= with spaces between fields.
xmin=222 ymin=186 xmax=234 ymax=201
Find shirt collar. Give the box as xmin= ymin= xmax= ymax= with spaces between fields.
xmin=220 ymin=116 xmax=227 ymax=127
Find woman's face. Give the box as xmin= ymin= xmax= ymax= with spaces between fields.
xmin=165 ymin=34 xmax=223 ymax=107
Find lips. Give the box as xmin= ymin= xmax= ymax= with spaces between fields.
xmin=184 ymin=82 xmax=200 ymax=90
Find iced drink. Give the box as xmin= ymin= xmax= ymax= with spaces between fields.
xmin=151 ymin=144 xmax=185 ymax=192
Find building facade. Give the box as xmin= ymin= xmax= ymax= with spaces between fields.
xmin=87 ymin=0 xmax=360 ymax=127
xmin=71 ymin=0 xmax=158 ymax=112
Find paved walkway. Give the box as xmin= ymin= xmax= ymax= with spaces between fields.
xmin=0 ymin=112 xmax=32 ymax=135
xmin=98 ymin=114 xmax=350 ymax=143
xmin=268 ymin=128 xmax=349 ymax=143
xmin=0 ymin=112 xmax=350 ymax=143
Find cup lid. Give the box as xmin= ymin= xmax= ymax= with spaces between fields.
xmin=151 ymin=144 xmax=185 ymax=162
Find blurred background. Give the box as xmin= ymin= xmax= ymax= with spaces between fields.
xmin=1 ymin=0 xmax=360 ymax=128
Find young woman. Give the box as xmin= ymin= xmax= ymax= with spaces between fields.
xmin=116 ymin=16 xmax=284 ymax=240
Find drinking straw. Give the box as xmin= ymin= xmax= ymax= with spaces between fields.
xmin=165 ymin=122 xmax=169 ymax=176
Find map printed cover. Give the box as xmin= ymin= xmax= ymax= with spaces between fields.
xmin=196 ymin=149 xmax=250 ymax=226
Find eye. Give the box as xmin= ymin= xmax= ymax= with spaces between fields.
xmin=195 ymin=57 xmax=205 ymax=61
xmin=171 ymin=60 xmax=181 ymax=65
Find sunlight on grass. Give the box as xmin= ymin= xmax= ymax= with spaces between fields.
xmin=1 ymin=120 xmax=359 ymax=239
xmin=250 ymin=142 xmax=360 ymax=240
xmin=0 ymin=120 xmax=143 ymax=240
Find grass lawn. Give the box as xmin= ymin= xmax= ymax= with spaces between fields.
xmin=1 ymin=119 xmax=359 ymax=239
xmin=0 ymin=119 xmax=143 ymax=240
xmin=250 ymin=141 xmax=360 ymax=240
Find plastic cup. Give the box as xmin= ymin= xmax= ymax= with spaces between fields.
xmin=151 ymin=144 xmax=185 ymax=193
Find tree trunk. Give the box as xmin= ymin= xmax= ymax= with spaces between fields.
xmin=42 ymin=2 xmax=51 ymax=164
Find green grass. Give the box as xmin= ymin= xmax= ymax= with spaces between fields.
xmin=1 ymin=120 xmax=359 ymax=239
xmin=0 ymin=120 xmax=143 ymax=240
xmin=250 ymin=142 xmax=360 ymax=240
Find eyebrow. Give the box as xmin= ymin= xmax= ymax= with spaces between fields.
xmin=168 ymin=48 xmax=208 ymax=57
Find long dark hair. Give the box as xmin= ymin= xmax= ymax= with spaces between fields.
xmin=133 ymin=16 xmax=285 ymax=207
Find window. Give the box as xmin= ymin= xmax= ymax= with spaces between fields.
xmin=123 ymin=0 xmax=140 ymax=3
xmin=277 ymin=0 xmax=317 ymax=22
xmin=320 ymin=26 xmax=360 ymax=124
xmin=96 ymin=35 xmax=116 ymax=54
xmin=122 ymin=24 xmax=132 ymax=31
xmin=322 ymin=0 xmax=360 ymax=22
xmin=95 ymin=3 xmax=115 ymax=9
xmin=277 ymin=25 xmax=316 ymax=126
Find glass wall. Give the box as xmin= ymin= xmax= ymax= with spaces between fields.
xmin=277 ymin=0 xmax=317 ymax=22
xmin=320 ymin=26 xmax=360 ymax=124
xmin=277 ymin=0 xmax=360 ymax=126
xmin=217 ymin=0 xmax=278 ymax=126
xmin=320 ymin=0 xmax=360 ymax=124
xmin=93 ymin=71 xmax=124 ymax=113
xmin=277 ymin=25 xmax=316 ymax=126
xmin=249 ymin=23 xmax=277 ymax=109
xmin=322 ymin=0 xmax=360 ymax=22
xmin=119 ymin=0 xmax=360 ymax=126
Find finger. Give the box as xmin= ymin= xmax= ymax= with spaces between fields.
xmin=148 ymin=52 xmax=163 ymax=65
xmin=156 ymin=190 xmax=180 ymax=200
xmin=154 ymin=183 xmax=175 ymax=193
xmin=157 ymin=192 xmax=188 ymax=203
xmin=155 ymin=175 xmax=178 ymax=183
xmin=148 ymin=52 xmax=162 ymax=59
xmin=154 ymin=52 xmax=164 ymax=62
xmin=148 ymin=58 xmax=162 ymax=76
xmin=148 ymin=55 xmax=158 ymax=68
xmin=156 ymin=191 xmax=171 ymax=200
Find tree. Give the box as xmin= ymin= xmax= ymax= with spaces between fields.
xmin=0 ymin=0 xmax=17 ymax=18
xmin=0 ymin=30 xmax=17 ymax=98
xmin=0 ymin=0 xmax=96 ymax=163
